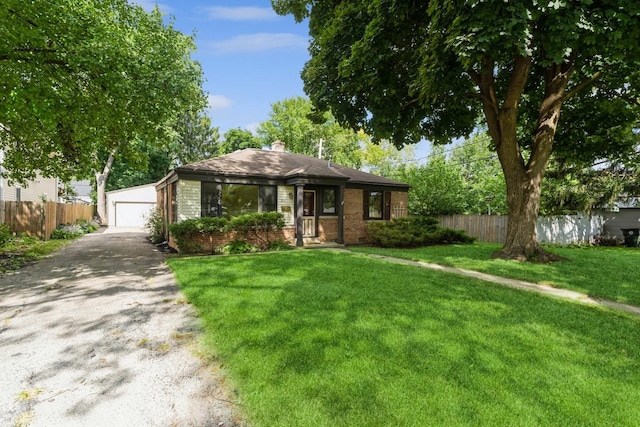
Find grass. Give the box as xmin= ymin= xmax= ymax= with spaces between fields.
xmin=0 ymin=236 xmax=69 ymax=273
xmin=14 ymin=411 xmax=35 ymax=427
xmin=168 ymin=250 xmax=640 ymax=427
xmin=350 ymin=243 xmax=640 ymax=306
xmin=15 ymin=388 xmax=42 ymax=402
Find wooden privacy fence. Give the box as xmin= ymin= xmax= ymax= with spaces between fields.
xmin=436 ymin=214 xmax=604 ymax=244
xmin=1 ymin=201 xmax=95 ymax=240
xmin=436 ymin=215 xmax=508 ymax=243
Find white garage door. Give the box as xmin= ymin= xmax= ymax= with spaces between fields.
xmin=115 ymin=202 xmax=155 ymax=227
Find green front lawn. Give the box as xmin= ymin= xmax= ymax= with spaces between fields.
xmin=168 ymin=250 xmax=640 ymax=427
xmin=350 ymin=243 xmax=640 ymax=306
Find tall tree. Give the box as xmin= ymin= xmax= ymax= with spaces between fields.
xmin=360 ymin=139 xmax=415 ymax=177
xmin=101 ymin=139 xmax=173 ymax=192
xmin=1 ymin=1 xmax=205 ymax=222
xmin=397 ymin=148 xmax=467 ymax=216
xmin=256 ymin=96 xmax=365 ymax=168
xmin=172 ymin=110 xmax=220 ymax=165
xmin=219 ymin=128 xmax=263 ymax=155
xmin=451 ymin=133 xmax=508 ymax=215
xmin=540 ymin=157 xmax=640 ymax=215
xmin=274 ymin=0 xmax=640 ymax=261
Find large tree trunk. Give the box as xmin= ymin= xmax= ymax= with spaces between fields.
xmin=495 ymin=154 xmax=546 ymax=260
xmin=471 ymin=56 xmax=572 ymax=261
xmin=95 ymin=149 xmax=117 ymax=224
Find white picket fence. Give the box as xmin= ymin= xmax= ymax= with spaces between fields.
xmin=536 ymin=215 xmax=603 ymax=244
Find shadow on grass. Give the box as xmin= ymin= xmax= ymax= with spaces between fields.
xmin=350 ymin=243 xmax=640 ymax=306
xmin=169 ymin=250 xmax=640 ymax=427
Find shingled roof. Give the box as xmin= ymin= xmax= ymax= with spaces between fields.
xmin=168 ymin=148 xmax=409 ymax=190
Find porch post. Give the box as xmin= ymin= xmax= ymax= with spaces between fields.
xmin=337 ymin=185 xmax=345 ymax=244
xmin=295 ymin=184 xmax=304 ymax=247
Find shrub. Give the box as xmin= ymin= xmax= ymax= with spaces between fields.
xmin=167 ymin=212 xmax=286 ymax=254
xmin=366 ymin=216 xmax=475 ymax=248
xmin=593 ymin=234 xmax=619 ymax=247
xmin=143 ymin=208 xmax=166 ymax=244
xmin=51 ymin=224 xmax=84 ymax=240
xmin=268 ymin=238 xmax=293 ymax=251
xmin=77 ymin=218 xmax=99 ymax=233
xmin=0 ymin=223 xmax=12 ymax=247
xmin=168 ymin=217 xmax=229 ymax=238
xmin=168 ymin=217 xmax=229 ymax=254
xmin=227 ymin=212 xmax=286 ymax=250
xmin=425 ymin=227 xmax=475 ymax=245
xmin=221 ymin=239 xmax=260 ymax=254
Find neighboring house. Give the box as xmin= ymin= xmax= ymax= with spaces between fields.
xmin=597 ymin=207 xmax=640 ymax=242
xmin=155 ymin=141 xmax=410 ymax=248
xmin=62 ymin=180 xmax=93 ymax=204
xmin=0 ymin=173 xmax=59 ymax=203
xmin=106 ymin=184 xmax=157 ymax=227
xmin=0 ymin=150 xmax=60 ymax=203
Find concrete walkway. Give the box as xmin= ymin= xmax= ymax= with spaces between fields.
xmin=361 ymin=253 xmax=640 ymax=317
xmin=0 ymin=228 xmax=242 ymax=427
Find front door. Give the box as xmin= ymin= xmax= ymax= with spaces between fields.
xmin=303 ymin=190 xmax=316 ymax=237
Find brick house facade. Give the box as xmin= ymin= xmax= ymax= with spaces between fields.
xmin=156 ymin=142 xmax=409 ymax=251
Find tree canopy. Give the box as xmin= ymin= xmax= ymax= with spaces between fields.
xmin=219 ymin=128 xmax=263 ymax=155
xmin=274 ymin=0 xmax=640 ymax=260
xmin=450 ymin=133 xmax=508 ymax=215
xmin=171 ymin=110 xmax=220 ymax=166
xmin=397 ymin=148 xmax=467 ymax=217
xmin=256 ymin=96 xmax=365 ymax=168
xmin=359 ymin=139 xmax=415 ymax=177
xmin=101 ymin=139 xmax=172 ymax=193
xmin=1 ymin=0 xmax=206 ymax=183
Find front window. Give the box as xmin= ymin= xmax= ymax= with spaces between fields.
xmin=201 ymin=182 xmax=220 ymax=217
xmin=366 ymin=191 xmax=383 ymax=219
xmin=260 ymin=185 xmax=277 ymax=212
xmin=322 ymin=188 xmax=336 ymax=214
xmin=221 ymin=184 xmax=259 ymax=217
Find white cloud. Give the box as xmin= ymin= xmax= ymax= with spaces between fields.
xmin=207 ymin=95 xmax=232 ymax=111
xmin=211 ymin=33 xmax=308 ymax=54
xmin=204 ymin=6 xmax=278 ymax=21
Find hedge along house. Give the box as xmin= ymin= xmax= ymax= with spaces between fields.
xmin=155 ymin=141 xmax=409 ymax=250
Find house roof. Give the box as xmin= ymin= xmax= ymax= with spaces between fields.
xmin=105 ymin=183 xmax=157 ymax=195
xmin=164 ymin=149 xmax=409 ymax=190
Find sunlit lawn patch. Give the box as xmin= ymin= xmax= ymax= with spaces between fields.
xmin=168 ymin=250 xmax=640 ymax=427
xmin=350 ymin=243 xmax=640 ymax=305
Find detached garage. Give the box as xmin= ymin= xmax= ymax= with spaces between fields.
xmin=106 ymin=184 xmax=157 ymax=227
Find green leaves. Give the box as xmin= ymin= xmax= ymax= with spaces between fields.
xmin=273 ymin=0 xmax=640 ymax=147
xmin=256 ymin=96 xmax=365 ymax=168
xmin=172 ymin=111 xmax=220 ymax=165
xmin=168 ymin=212 xmax=287 ymax=254
xmin=220 ymin=129 xmax=262 ymax=155
xmin=397 ymin=148 xmax=468 ymax=216
xmin=274 ymin=0 xmax=640 ymax=258
xmin=0 ymin=0 xmax=205 ymax=183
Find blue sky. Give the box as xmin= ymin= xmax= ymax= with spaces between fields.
xmin=133 ymin=0 xmax=429 ymax=159
xmin=134 ymin=0 xmax=311 ymax=134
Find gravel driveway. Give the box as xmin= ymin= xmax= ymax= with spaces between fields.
xmin=0 ymin=228 xmax=242 ymax=427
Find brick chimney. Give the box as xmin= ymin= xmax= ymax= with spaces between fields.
xmin=271 ymin=140 xmax=285 ymax=152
